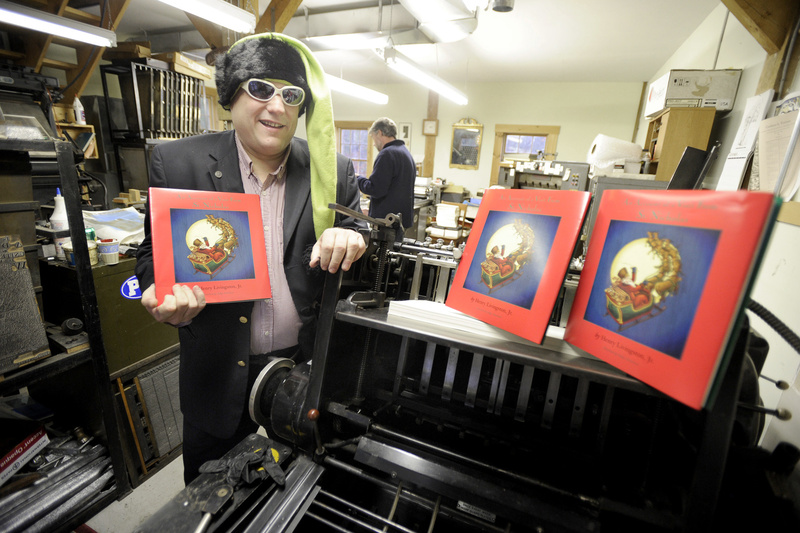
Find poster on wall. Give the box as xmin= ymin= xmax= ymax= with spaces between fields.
xmin=398 ymin=122 xmax=412 ymax=148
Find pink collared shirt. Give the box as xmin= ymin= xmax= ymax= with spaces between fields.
xmin=236 ymin=134 xmax=303 ymax=354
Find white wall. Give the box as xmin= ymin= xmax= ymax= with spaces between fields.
xmin=633 ymin=5 xmax=771 ymax=189
xmin=331 ymin=81 xmax=642 ymax=195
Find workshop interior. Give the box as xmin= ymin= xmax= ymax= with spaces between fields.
xmin=1 ymin=1 xmax=800 ymax=532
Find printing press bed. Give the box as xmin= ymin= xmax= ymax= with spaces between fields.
xmin=137 ymin=231 xmax=799 ymax=533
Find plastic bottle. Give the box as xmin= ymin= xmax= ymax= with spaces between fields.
xmin=51 ymin=188 xmax=70 ymax=259
xmin=73 ymin=96 xmax=86 ymax=125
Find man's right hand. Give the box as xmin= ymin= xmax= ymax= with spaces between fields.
xmin=141 ymin=283 xmax=206 ymax=326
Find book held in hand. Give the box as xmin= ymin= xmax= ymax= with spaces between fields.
xmin=149 ymin=187 xmax=271 ymax=304
xmin=445 ymin=188 xmax=590 ymax=344
xmin=564 ymin=190 xmax=779 ymax=409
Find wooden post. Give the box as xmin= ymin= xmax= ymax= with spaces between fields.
xmin=423 ymin=91 xmax=439 ymax=178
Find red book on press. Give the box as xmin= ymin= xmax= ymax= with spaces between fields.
xmin=149 ymin=187 xmax=271 ymax=304
xmin=564 ymin=189 xmax=779 ymax=410
xmin=445 ymin=188 xmax=590 ymax=344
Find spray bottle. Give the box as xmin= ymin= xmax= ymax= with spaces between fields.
xmin=50 ymin=188 xmax=70 ymax=259
xmin=73 ymin=96 xmax=86 ymax=125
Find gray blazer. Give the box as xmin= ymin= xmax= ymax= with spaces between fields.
xmin=135 ymin=131 xmax=364 ymax=438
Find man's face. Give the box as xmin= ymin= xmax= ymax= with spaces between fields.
xmin=231 ymin=79 xmax=300 ymax=162
xmin=372 ymin=131 xmax=386 ymax=151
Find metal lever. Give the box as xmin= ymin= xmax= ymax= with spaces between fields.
xmin=193 ymin=484 xmax=233 ymax=533
xmin=328 ymin=202 xmax=400 ymax=229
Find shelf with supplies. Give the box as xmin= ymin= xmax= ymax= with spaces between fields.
xmin=0 ymin=140 xmax=131 ymax=529
xmin=99 ymin=58 xmax=216 ymax=192
xmin=52 ymin=105 xmax=98 ymax=160
xmin=644 ymin=107 xmax=716 ymax=182
xmin=56 ymin=122 xmax=98 ymax=159
xmin=39 ymin=253 xmax=182 ymax=489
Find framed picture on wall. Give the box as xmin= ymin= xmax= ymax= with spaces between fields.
xmin=398 ymin=122 xmax=412 ymax=147
xmin=450 ymin=118 xmax=483 ymax=170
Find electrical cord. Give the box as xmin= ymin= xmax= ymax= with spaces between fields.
xmin=79 ymin=169 xmax=109 ymax=210
xmin=747 ymin=298 xmax=800 ymax=355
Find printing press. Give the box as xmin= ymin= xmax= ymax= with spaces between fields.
xmin=137 ymin=208 xmax=799 ymax=533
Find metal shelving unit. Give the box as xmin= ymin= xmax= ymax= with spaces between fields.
xmin=0 ymin=139 xmax=132 ymax=528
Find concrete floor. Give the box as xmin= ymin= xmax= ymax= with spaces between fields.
xmin=84 ymin=457 xmax=184 ymax=533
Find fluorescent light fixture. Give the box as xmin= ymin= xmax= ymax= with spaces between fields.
xmin=399 ymin=0 xmax=478 ymax=42
xmin=156 ymin=0 xmax=256 ymax=34
xmin=326 ymin=75 xmax=389 ymax=105
xmin=418 ymin=18 xmax=478 ymax=43
xmin=379 ymin=48 xmax=467 ymax=106
xmin=0 ymin=0 xmax=117 ymax=48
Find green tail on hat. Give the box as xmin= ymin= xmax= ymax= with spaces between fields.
xmin=228 ymin=33 xmax=336 ymax=239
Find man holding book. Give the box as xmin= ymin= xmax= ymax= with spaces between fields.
xmin=135 ymin=33 xmax=366 ymax=483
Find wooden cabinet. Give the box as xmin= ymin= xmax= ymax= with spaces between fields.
xmin=644 ymin=107 xmax=716 ymax=181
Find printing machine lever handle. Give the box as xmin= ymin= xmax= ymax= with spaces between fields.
xmin=193 ymin=484 xmax=233 ymax=533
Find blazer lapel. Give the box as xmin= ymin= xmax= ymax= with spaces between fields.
xmin=208 ymin=131 xmax=245 ymax=193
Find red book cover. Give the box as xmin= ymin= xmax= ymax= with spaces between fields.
xmin=564 ymin=190 xmax=779 ymax=409
xmin=445 ymin=188 xmax=590 ymax=344
xmin=150 ymin=187 xmax=271 ymax=304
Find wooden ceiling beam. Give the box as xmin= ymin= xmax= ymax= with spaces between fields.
xmin=63 ymin=0 xmax=133 ymax=101
xmin=255 ymin=0 xmax=302 ymax=34
xmin=722 ymin=0 xmax=799 ymax=54
xmin=722 ymin=0 xmax=800 ymax=98
xmin=186 ymin=14 xmax=242 ymax=50
xmin=189 ymin=1 xmax=301 ymax=60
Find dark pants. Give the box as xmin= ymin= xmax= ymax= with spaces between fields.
xmin=181 ymin=346 xmax=299 ymax=485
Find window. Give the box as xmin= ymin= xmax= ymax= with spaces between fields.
xmin=336 ymin=121 xmax=373 ymax=177
xmin=504 ymin=134 xmax=548 ymax=159
xmin=490 ymin=125 xmax=560 ymax=186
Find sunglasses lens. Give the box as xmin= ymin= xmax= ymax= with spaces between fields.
xmin=243 ymin=80 xmax=304 ymax=106
xmin=247 ymin=80 xmax=276 ymax=101
xmin=281 ymin=87 xmax=305 ymax=106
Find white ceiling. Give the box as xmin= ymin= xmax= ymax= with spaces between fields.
xmin=115 ymin=0 xmax=722 ymax=87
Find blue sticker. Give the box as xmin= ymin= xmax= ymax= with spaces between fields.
xmin=121 ymin=275 xmax=142 ymax=299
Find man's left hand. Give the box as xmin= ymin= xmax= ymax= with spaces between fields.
xmin=309 ymin=228 xmax=366 ymax=273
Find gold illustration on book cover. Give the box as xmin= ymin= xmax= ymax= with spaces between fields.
xmin=604 ymin=232 xmax=683 ymax=331
xmin=185 ymin=214 xmax=239 ymax=279
xmin=480 ymin=219 xmax=535 ymax=293
xmin=584 ymin=220 xmax=718 ymax=361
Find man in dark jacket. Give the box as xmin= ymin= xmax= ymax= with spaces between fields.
xmin=135 ymin=33 xmax=366 ymax=483
xmin=357 ymin=117 xmax=416 ymax=229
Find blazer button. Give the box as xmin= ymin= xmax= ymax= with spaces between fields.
xmin=238 ymin=360 xmax=246 ymax=367
xmin=215 ymin=170 xmax=223 ymax=178
xmin=239 ymin=316 xmax=248 ymax=323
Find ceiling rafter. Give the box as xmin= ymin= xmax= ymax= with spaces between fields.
xmin=185 ymin=0 xmax=302 ymax=51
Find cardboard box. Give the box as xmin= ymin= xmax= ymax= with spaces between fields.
xmin=645 ymin=69 xmax=742 ymax=117
xmin=103 ymin=41 xmax=151 ymax=60
xmin=153 ymin=52 xmax=213 ymax=80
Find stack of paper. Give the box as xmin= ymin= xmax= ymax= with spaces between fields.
xmin=388 ymin=299 xmax=570 ymax=349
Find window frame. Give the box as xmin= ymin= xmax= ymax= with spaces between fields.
xmin=490 ymin=125 xmax=560 ymax=186
xmin=335 ymin=121 xmax=374 ymax=177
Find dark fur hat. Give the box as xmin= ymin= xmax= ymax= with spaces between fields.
xmin=215 ymin=35 xmax=312 ymax=113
